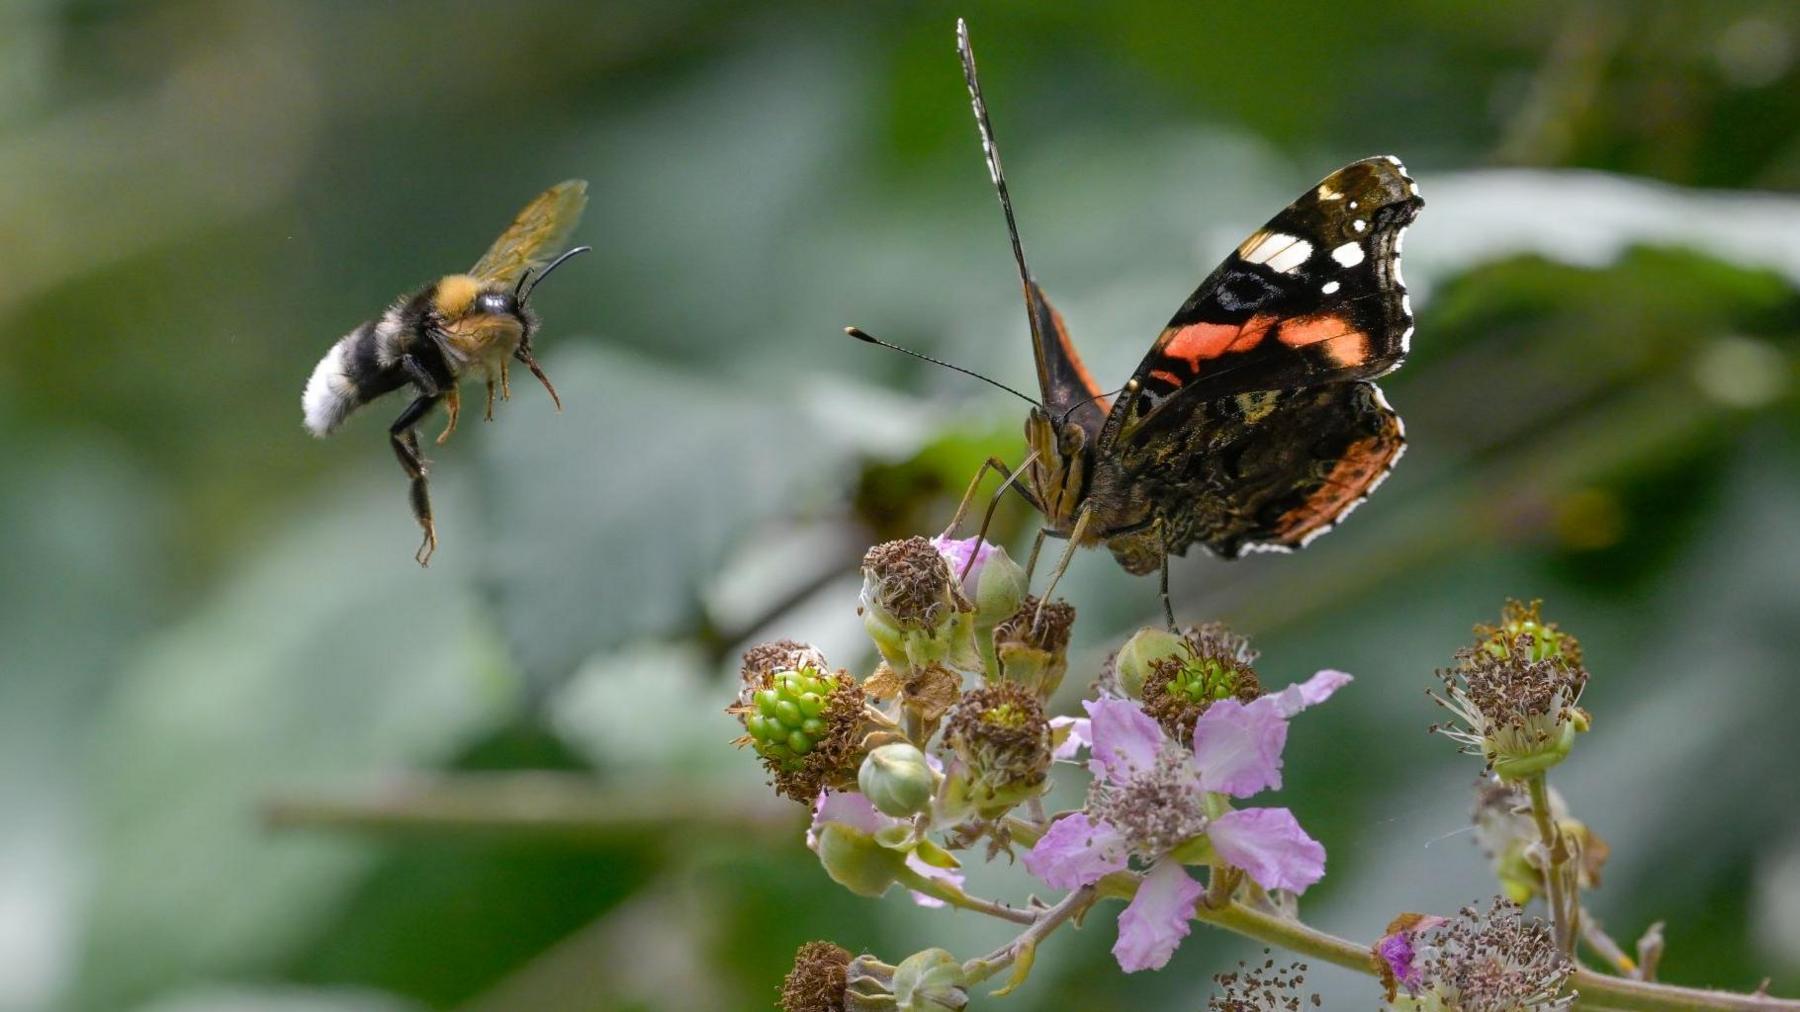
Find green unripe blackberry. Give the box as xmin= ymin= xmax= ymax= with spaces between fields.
xmin=746 ymin=667 xmax=839 ymax=767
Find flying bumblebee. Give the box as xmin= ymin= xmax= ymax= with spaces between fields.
xmin=302 ymin=180 xmax=590 ymax=565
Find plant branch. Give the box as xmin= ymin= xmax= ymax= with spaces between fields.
xmin=896 ymin=866 xmax=1036 ymax=925
xmin=1526 ymin=772 xmax=1581 ymax=956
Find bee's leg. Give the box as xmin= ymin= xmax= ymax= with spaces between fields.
xmin=389 ymin=392 xmax=443 ymax=566
xmin=484 ymin=376 xmax=498 ymax=421
xmin=499 ymin=357 xmax=512 ymax=401
xmin=435 ymin=385 xmax=462 ymax=445
xmin=1034 ymin=506 xmax=1092 ymax=625
xmin=514 ymin=345 xmax=562 ymax=411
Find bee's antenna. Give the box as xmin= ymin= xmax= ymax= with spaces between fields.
xmin=845 ymin=326 xmax=1041 ymax=408
xmin=519 ymin=245 xmax=593 ymax=301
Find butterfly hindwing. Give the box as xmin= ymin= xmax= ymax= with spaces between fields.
xmin=1103 ymin=380 xmax=1405 ymax=564
xmin=1102 ymin=157 xmax=1421 ymax=451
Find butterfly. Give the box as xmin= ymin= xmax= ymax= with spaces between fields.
xmin=940 ymin=20 xmax=1421 ymax=622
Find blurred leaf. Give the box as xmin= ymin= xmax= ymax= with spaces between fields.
xmin=132 ymin=985 xmax=423 ymax=1012
xmin=473 ymin=345 xmax=873 ymax=688
xmin=71 ymin=480 xmax=514 ymax=1012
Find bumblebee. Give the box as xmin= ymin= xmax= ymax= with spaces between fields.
xmin=302 ymin=180 xmax=590 ymax=565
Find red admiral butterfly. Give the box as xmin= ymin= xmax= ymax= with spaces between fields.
xmin=867 ymin=22 xmax=1422 ymax=624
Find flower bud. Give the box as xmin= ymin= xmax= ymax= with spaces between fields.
xmin=1109 ymin=626 xmax=1188 ymax=699
xmin=815 ymin=818 xmax=907 ymax=898
xmin=780 ymin=941 xmax=853 ymax=1012
xmin=1141 ymin=623 xmax=1261 ymax=745
xmin=859 ymin=743 xmax=937 ymax=819
xmin=931 ymin=534 xmax=1028 ymax=628
xmin=991 ymin=595 xmax=1075 ymax=696
xmin=942 ymin=682 xmax=1052 ymax=818
xmin=892 ymin=948 xmax=969 ymax=1011
xmin=860 ymin=537 xmax=981 ymax=674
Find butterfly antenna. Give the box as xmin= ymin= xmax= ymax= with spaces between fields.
xmin=520 ymin=245 xmax=593 ymax=302
xmin=845 ymin=326 xmax=1040 ymax=408
xmin=1058 ymin=385 xmax=1125 ymax=427
xmin=958 ymin=19 xmax=1032 ymax=291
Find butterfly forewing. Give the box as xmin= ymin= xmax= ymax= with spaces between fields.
xmin=1101 ymin=157 xmax=1420 ymax=452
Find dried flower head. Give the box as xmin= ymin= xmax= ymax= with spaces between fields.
xmin=1430 ymin=634 xmax=1589 ymax=780
xmin=861 ymin=536 xmax=964 ymax=629
xmin=992 ymin=595 xmax=1075 ymax=695
xmin=780 ymin=940 xmax=852 ymax=1012
xmin=1141 ymin=623 xmax=1263 ymax=745
xmin=1208 ymin=951 xmax=1318 ymax=1011
xmin=943 ymin=681 xmax=1052 ymax=815
xmin=1378 ymin=900 xmax=1574 ymax=1011
xmin=1472 ymin=778 xmax=1608 ymax=903
xmin=733 ymin=663 xmax=868 ymax=803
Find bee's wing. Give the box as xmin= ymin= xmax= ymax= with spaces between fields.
xmin=468 ymin=179 xmax=589 ymax=288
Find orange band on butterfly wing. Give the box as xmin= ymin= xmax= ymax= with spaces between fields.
xmin=1271 ymin=433 xmax=1402 ymax=542
xmin=1157 ymin=313 xmax=1278 ymax=371
xmin=1276 ymin=314 xmax=1371 ymax=368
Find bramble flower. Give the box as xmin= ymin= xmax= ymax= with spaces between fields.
xmin=930 ymin=534 xmax=1027 ymax=628
xmin=1376 ymin=900 xmax=1574 ymax=1011
xmin=731 ymin=647 xmax=869 ymax=804
xmin=991 ymin=595 xmax=1075 ymax=696
xmin=1023 ymin=673 xmax=1347 ymax=972
xmin=1208 ymin=951 xmax=1316 ymax=1011
xmin=808 ymin=790 xmax=963 ymax=906
xmin=780 ymin=941 xmax=852 ymax=1012
xmin=1050 ymin=714 xmax=1090 ymax=760
xmin=941 ymin=682 xmax=1053 ymax=818
xmin=1431 ymin=634 xmax=1589 ymax=781
xmin=860 ymin=537 xmax=981 ymax=674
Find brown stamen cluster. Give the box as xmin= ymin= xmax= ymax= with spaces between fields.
xmin=1432 ymin=635 xmax=1588 ymax=757
xmin=860 ymin=536 xmax=961 ymax=627
xmin=1142 ymin=623 xmax=1262 ymax=745
xmin=945 ymin=681 xmax=1052 ymax=792
xmin=1406 ymin=900 xmax=1574 ymax=1011
xmin=1087 ymin=747 xmax=1209 ymax=856
xmin=993 ymin=595 xmax=1075 ymax=655
xmin=1209 ymin=951 xmax=1317 ymax=1011
xmin=779 ymin=940 xmax=851 ymax=1012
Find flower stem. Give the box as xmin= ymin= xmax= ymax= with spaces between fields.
xmin=961 ymin=884 xmax=1098 ymax=994
xmin=895 ymin=866 xmax=1036 ymax=925
xmin=1525 ymin=772 xmax=1581 ymax=956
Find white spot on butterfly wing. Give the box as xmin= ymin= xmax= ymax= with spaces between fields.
xmin=1352 ymin=219 xmax=1367 ymax=233
xmin=1238 ymin=232 xmax=1313 ymax=274
xmin=1321 ymin=280 xmax=1341 ymax=295
xmin=1331 ymin=242 xmax=1365 ymax=268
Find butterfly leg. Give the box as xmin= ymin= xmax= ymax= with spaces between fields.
xmin=943 ymin=457 xmax=1015 ymax=537
xmin=1159 ymin=552 xmax=1175 ymax=628
xmin=1033 ymin=506 xmax=1092 ymax=625
xmin=389 ymin=392 xmax=444 ymax=566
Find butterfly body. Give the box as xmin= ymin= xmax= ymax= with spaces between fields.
xmin=945 ymin=22 xmax=1421 ymax=611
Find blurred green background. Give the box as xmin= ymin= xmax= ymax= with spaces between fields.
xmin=4 ymin=1 xmax=1799 ymax=1009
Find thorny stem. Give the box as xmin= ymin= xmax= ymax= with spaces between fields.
xmin=1526 ymin=772 xmax=1581 ymax=956
xmin=895 ymin=865 xmax=1036 ymax=925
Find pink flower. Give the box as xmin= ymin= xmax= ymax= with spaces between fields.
xmin=1050 ymin=715 xmax=1091 ymax=760
xmin=1024 ymin=671 xmax=1348 ymax=973
xmin=808 ymin=790 xmax=963 ymax=907
xmin=929 ymin=533 xmax=996 ymax=594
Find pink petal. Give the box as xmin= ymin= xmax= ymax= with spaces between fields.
xmin=1190 ymin=697 xmax=1289 ymax=797
xmin=1375 ymin=915 xmax=1445 ymax=989
xmin=807 ymin=790 xmax=890 ymax=849
xmin=929 ymin=534 xmax=995 ymax=593
xmin=1207 ymin=807 xmax=1326 ymax=894
xmin=1022 ymin=812 xmax=1129 ymax=890
xmin=1111 ymin=858 xmax=1203 ymax=973
xmin=1085 ymin=697 xmax=1167 ymax=783
xmin=1050 ymin=716 xmax=1091 ymax=760
xmin=1263 ymin=668 xmax=1353 ymax=718
xmin=903 ymin=852 xmax=965 ymax=909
